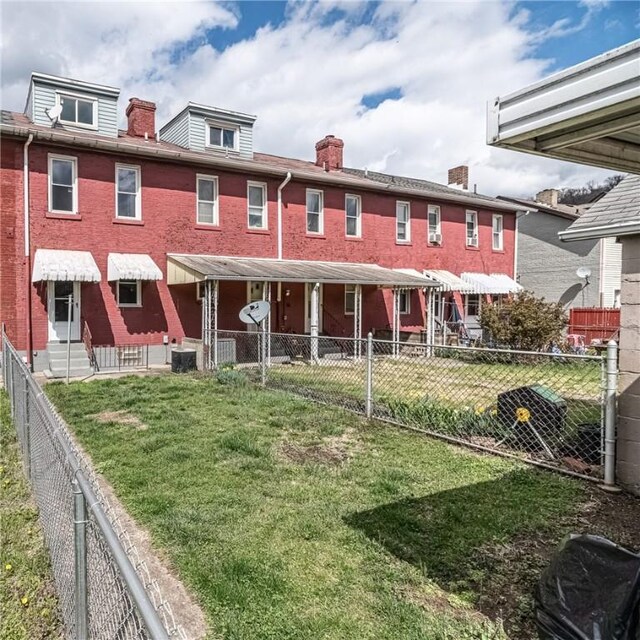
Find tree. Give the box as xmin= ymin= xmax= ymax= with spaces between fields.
xmin=479 ymin=291 xmax=567 ymax=351
xmin=557 ymin=174 xmax=625 ymax=205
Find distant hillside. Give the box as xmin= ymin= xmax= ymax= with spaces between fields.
xmin=557 ymin=174 xmax=625 ymax=205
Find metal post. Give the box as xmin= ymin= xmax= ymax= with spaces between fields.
xmin=23 ymin=372 xmax=31 ymax=479
xmin=603 ymin=340 xmax=619 ymax=490
xmin=310 ymin=282 xmax=319 ymax=363
xmin=365 ymin=332 xmax=373 ymax=418
xmin=260 ymin=319 xmax=267 ymax=386
xmin=392 ymin=288 xmax=400 ymax=359
xmin=66 ymin=293 xmax=72 ymax=384
xmin=354 ymin=284 xmax=362 ymax=360
xmin=73 ymin=479 xmax=89 ymax=640
xmin=212 ymin=280 xmax=219 ymax=369
xmin=262 ymin=281 xmax=271 ymax=367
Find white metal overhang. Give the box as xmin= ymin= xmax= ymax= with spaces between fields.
xmin=461 ymin=272 xmax=523 ymax=295
xmin=487 ymin=40 xmax=640 ymax=174
xmin=32 ymin=249 xmax=101 ymax=282
xmin=167 ymin=254 xmax=437 ymax=289
xmin=423 ymin=270 xmax=475 ymax=293
xmin=107 ymin=253 xmax=163 ymax=281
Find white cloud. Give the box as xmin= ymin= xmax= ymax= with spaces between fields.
xmin=0 ymin=0 xmax=617 ymax=197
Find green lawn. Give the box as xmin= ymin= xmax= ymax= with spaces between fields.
xmin=46 ymin=374 xmax=588 ymax=640
xmin=0 ymin=392 xmax=63 ymax=640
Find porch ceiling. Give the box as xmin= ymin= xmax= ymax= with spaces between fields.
xmin=166 ymin=254 xmax=437 ymax=288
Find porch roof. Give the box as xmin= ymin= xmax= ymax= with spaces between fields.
xmin=461 ymin=272 xmax=523 ymax=294
xmin=107 ymin=253 xmax=163 ymax=281
xmin=167 ymin=254 xmax=437 ymax=288
xmin=423 ymin=270 xmax=475 ymax=293
xmin=32 ymin=249 xmax=101 ymax=282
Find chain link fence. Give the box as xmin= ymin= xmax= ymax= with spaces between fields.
xmin=1 ymin=330 xmax=185 ymax=640
xmin=206 ymin=329 xmax=617 ymax=481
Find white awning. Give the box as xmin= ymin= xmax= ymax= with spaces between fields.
xmin=461 ymin=272 xmax=523 ymax=294
xmin=107 ymin=253 xmax=163 ymax=281
xmin=32 ymin=249 xmax=101 ymax=282
xmin=423 ymin=270 xmax=475 ymax=293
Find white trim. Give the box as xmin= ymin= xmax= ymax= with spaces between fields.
xmin=55 ymin=90 xmax=98 ymax=130
xmin=247 ymin=180 xmax=267 ymax=229
xmin=428 ymin=204 xmax=441 ymax=244
xmin=47 ymin=280 xmax=81 ymax=341
xmin=115 ymin=163 xmax=141 ymax=220
xmin=560 ymin=219 xmax=640 ymax=241
xmin=466 ymin=210 xmax=478 ymax=247
xmin=196 ymin=174 xmax=219 ymax=226
xmin=345 ymin=193 xmax=361 ymax=238
xmin=205 ymin=119 xmax=240 ymax=152
xmin=344 ymin=283 xmax=356 ymax=315
xmin=306 ymin=188 xmax=324 ymax=235
xmin=396 ymin=200 xmax=411 ymax=242
xmin=492 ymin=214 xmax=504 ymax=251
xmin=48 ymin=153 xmax=78 ymax=214
xmin=117 ymin=279 xmax=142 ymax=307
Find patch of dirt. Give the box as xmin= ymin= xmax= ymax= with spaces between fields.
xmin=89 ymin=410 xmax=148 ymax=431
xmin=397 ymin=584 xmax=488 ymax=625
xmin=470 ymin=485 xmax=640 ymax=639
xmin=277 ymin=428 xmax=361 ymax=466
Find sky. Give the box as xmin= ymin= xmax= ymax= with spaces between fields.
xmin=1 ymin=0 xmax=638 ymax=197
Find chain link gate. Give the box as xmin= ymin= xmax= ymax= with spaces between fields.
xmin=1 ymin=329 xmax=186 ymax=640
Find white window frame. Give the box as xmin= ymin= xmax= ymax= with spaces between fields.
xmin=466 ymin=210 xmax=478 ymax=247
xmin=206 ymin=120 xmax=239 ymax=152
xmin=196 ymin=174 xmax=219 ymax=226
xmin=247 ymin=181 xmax=268 ymax=229
xmin=492 ymin=214 xmax=504 ymax=251
xmin=117 ymin=280 xmax=142 ymax=308
xmin=55 ymin=91 xmax=98 ymax=130
xmin=396 ymin=201 xmax=411 ymax=242
xmin=48 ymin=153 xmax=78 ymax=214
xmin=399 ymin=290 xmax=411 ymax=315
xmin=306 ymin=188 xmax=324 ymax=235
xmin=428 ymin=204 xmax=442 ymax=244
xmin=196 ymin=281 xmax=205 ymax=301
xmin=115 ymin=163 xmax=142 ymax=220
xmin=344 ymin=284 xmax=356 ymax=315
xmin=345 ymin=194 xmax=362 ymax=238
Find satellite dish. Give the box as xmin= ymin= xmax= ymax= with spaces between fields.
xmin=239 ymin=300 xmax=270 ymax=326
xmin=46 ymin=104 xmax=63 ymax=122
xmin=576 ymin=267 xmax=592 ymax=280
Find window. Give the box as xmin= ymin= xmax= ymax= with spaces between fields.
xmin=197 ymin=175 xmax=219 ymax=225
xmin=344 ymin=284 xmax=356 ymax=315
xmin=306 ymin=189 xmax=324 ymax=234
xmin=466 ymin=210 xmax=478 ymax=247
xmin=57 ymin=93 xmax=96 ymax=128
xmin=428 ymin=205 xmax=441 ymax=244
xmin=399 ymin=290 xmax=411 ymax=315
xmin=116 ymin=164 xmax=141 ymax=219
xmin=345 ymin=194 xmax=361 ymax=237
xmin=492 ymin=214 xmax=503 ymax=250
xmin=208 ymin=123 xmax=237 ymax=150
xmin=396 ymin=201 xmax=410 ymax=242
xmin=117 ymin=280 xmax=141 ymax=307
xmin=466 ymin=294 xmax=481 ymax=316
xmin=247 ymin=182 xmax=267 ymax=229
xmin=48 ymin=154 xmax=77 ymax=213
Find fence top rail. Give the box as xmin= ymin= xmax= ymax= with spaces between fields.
xmin=1 ymin=330 xmax=171 ymax=640
xmin=215 ymin=329 xmax=367 ymax=344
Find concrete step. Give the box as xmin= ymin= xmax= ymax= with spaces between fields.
xmin=45 ymin=367 xmax=94 ymax=379
xmin=49 ymin=357 xmax=92 ymax=370
xmin=47 ymin=342 xmax=87 ymax=354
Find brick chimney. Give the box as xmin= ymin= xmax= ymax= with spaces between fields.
xmin=536 ymin=188 xmax=559 ymax=208
xmin=315 ymin=135 xmax=344 ymax=171
xmin=126 ymin=98 xmax=156 ymax=139
xmin=448 ymin=165 xmax=469 ymax=190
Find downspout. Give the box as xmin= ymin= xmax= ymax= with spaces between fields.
xmin=23 ymin=133 xmax=34 ymax=370
xmin=513 ymin=209 xmax=530 ymax=283
xmin=277 ymin=171 xmax=292 ymax=261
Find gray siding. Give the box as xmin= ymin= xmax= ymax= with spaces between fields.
xmin=30 ymin=79 xmax=118 ymax=138
xmin=600 ymin=236 xmax=623 ymax=307
xmin=159 ymin=110 xmax=190 ymax=148
xmin=517 ymin=211 xmax=601 ymax=307
xmin=188 ymin=112 xmax=253 ymax=158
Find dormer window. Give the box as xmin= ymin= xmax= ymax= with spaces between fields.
xmin=208 ymin=122 xmax=238 ymax=151
xmin=57 ymin=92 xmax=97 ymax=128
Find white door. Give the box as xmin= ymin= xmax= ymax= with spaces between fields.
xmin=246 ymin=281 xmax=264 ymax=332
xmin=304 ymin=283 xmax=323 ymax=333
xmin=48 ymin=281 xmax=81 ymax=341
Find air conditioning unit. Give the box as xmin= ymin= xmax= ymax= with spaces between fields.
xmin=430 ymin=233 xmax=442 ymax=245
xmin=468 ymin=235 xmax=478 ymax=247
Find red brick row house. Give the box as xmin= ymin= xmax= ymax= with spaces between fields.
xmin=0 ymin=72 xmax=521 ymax=375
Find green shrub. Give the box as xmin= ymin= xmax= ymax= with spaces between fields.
xmin=215 ymin=368 xmax=248 ymax=386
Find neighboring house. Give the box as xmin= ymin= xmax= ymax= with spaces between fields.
xmin=499 ymin=188 xmax=622 ymax=308
xmin=0 ymin=72 xmax=521 ymax=374
xmin=487 ymin=40 xmax=640 ymax=495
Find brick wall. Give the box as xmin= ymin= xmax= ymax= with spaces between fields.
xmin=0 ymin=137 xmax=515 ymax=352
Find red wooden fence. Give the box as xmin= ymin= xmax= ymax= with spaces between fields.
xmin=569 ymin=307 xmax=620 ymax=344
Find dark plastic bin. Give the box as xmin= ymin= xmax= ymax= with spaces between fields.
xmin=171 ymin=348 xmax=197 ymax=373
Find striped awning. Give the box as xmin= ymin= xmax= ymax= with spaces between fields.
xmin=107 ymin=253 xmax=163 ymax=281
xmin=423 ymin=270 xmax=475 ymax=293
xmin=461 ymin=272 xmax=522 ymax=294
xmin=32 ymin=249 xmax=101 ymax=282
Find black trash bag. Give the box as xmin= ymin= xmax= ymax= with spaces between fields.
xmin=534 ymin=534 xmax=640 ymax=640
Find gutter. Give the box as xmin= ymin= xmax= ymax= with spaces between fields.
xmin=559 ymin=220 xmax=640 ymax=242
xmin=0 ymin=123 xmax=522 ymax=214
xmin=23 ymin=133 xmax=34 ymax=369
xmin=277 ymin=172 xmax=292 ymax=260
